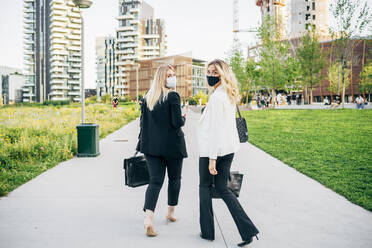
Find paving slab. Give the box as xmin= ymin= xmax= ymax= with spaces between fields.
xmin=0 ymin=110 xmax=371 ymax=248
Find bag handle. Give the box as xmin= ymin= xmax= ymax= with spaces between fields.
xmin=134 ymin=151 xmax=139 ymax=157
xmin=236 ymin=105 xmax=242 ymax=118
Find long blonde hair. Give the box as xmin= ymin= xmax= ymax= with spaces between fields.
xmin=145 ymin=64 xmax=175 ymax=111
xmin=208 ymin=59 xmax=240 ymax=104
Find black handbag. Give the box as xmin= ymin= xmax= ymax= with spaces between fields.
xmin=211 ymin=171 xmax=244 ymax=199
xmin=123 ymin=151 xmax=149 ymax=188
xmin=236 ymin=105 xmax=248 ymax=143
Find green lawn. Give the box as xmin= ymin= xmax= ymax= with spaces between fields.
xmin=0 ymin=103 xmax=139 ymax=196
xmin=242 ymin=109 xmax=372 ymax=211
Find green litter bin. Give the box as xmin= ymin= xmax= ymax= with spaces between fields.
xmin=76 ymin=123 xmax=100 ymax=157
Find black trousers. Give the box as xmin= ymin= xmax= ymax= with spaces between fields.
xmin=199 ymin=153 xmax=259 ymax=241
xmin=144 ymin=155 xmax=183 ymax=212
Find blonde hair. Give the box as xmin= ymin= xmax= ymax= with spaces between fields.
xmin=208 ymin=59 xmax=240 ymax=105
xmin=145 ymin=64 xmax=175 ymax=111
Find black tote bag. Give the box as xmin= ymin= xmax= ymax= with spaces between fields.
xmin=211 ymin=171 xmax=244 ymax=199
xmin=236 ymin=105 xmax=248 ymax=143
xmin=123 ymin=151 xmax=149 ymax=188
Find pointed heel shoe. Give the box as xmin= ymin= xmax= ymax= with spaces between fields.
xmin=166 ymin=214 xmax=177 ymax=223
xmin=144 ymin=224 xmax=158 ymax=237
xmin=237 ymin=235 xmax=258 ymax=247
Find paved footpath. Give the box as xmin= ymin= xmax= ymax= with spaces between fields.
xmin=0 ymin=110 xmax=371 ymax=248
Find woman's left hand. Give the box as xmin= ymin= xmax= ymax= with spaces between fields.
xmin=209 ymin=159 xmax=217 ymax=175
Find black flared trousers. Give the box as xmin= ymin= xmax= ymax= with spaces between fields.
xmin=199 ymin=153 xmax=259 ymax=241
xmin=144 ymin=155 xmax=183 ymax=212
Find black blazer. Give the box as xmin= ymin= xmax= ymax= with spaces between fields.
xmin=136 ymin=91 xmax=187 ymax=159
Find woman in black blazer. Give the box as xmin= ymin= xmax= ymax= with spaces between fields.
xmin=136 ymin=64 xmax=187 ymax=237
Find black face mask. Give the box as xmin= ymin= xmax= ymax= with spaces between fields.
xmin=207 ymin=76 xmax=220 ymax=87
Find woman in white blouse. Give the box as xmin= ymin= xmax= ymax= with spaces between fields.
xmin=198 ymin=59 xmax=259 ymax=247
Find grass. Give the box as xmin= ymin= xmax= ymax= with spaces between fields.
xmin=241 ymin=109 xmax=372 ymax=211
xmin=0 ymin=103 xmax=139 ymax=196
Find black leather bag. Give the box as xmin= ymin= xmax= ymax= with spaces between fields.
xmin=123 ymin=151 xmax=149 ymax=188
xmin=211 ymin=171 xmax=244 ymax=198
xmin=236 ymin=105 xmax=248 ymax=143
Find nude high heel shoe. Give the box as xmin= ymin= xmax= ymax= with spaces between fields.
xmin=166 ymin=206 xmax=177 ymax=223
xmin=144 ymin=210 xmax=157 ymax=237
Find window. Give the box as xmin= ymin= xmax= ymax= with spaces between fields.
xmin=313 ymin=15 xmax=315 ymax=20
xmin=312 ymin=2 xmax=315 ymax=10
xmin=306 ymin=6 xmax=310 ymax=11
xmin=305 ymin=14 xmax=311 ymax=20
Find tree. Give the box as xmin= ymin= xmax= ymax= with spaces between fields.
xmin=193 ymin=90 xmax=208 ymax=105
xmin=257 ymin=15 xmax=289 ymax=107
xmin=328 ymin=62 xmax=351 ymax=96
xmin=227 ymin=45 xmax=260 ymax=106
xmin=296 ymin=29 xmax=327 ymax=104
xmin=359 ymin=62 xmax=372 ymax=101
xmin=330 ymin=0 xmax=371 ymax=107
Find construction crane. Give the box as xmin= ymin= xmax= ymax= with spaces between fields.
xmin=233 ymin=0 xmax=258 ymax=47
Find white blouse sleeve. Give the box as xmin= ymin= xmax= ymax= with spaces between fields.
xmin=204 ymin=95 xmax=224 ymax=159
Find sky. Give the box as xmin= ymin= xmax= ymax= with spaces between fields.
xmin=0 ymin=0 xmax=260 ymax=89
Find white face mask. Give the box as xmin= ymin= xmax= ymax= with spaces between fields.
xmin=166 ymin=76 xmax=177 ymax=89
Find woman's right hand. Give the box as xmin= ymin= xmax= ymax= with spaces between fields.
xmin=209 ymin=159 xmax=217 ymax=175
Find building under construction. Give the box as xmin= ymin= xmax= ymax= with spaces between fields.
xmin=255 ymin=0 xmax=330 ymax=41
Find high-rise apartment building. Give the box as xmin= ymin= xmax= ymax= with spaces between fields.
xmin=256 ymin=0 xmax=330 ymax=41
xmin=95 ymin=36 xmax=116 ymax=98
xmin=114 ymin=0 xmax=167 ymax=97
xmin=23 ymin=0 xmax=83 ymax=102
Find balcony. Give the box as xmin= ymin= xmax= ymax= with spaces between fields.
xmin=115 ymin=85 xmax=129 ymax=89
xmin=117 ymin=37 xmax=134 ymax=43
xmin=71 ymin=40 xmax=81 ymax=46
xmin=141 ymin=51 xmax=159 ymax=56
xmin=25 ymin=50 xmax=34 ymax=55
xmin=51 ymin=50 xmax=68 ymax=56
xmin=130 ymin=20 xmax=140 ymax=25
xmin=51 ymin=0 xmax=65 ymax=4
xmin=68 ymin=80 xmax=80 ymax=85
xmin=51 ymin=16 xmax=68 ymax=23
xmin=142 ymin=34 xmax=159 ymax=39
xmin=24 ymin=38 xmax=34 ymax=44
xmin=72 ymin=30 xmax=82 ymax=35
xmin=71 ymin=18 xmax=82 ymax=24
xmin=51 ymin=80 xmax=66 ymax=84
xmin=50 ymin=10 xmax=66 ymax=16
xmin=116 ymin=26 xmax=134 ymax=32
xmin=68 ymin=92 xmax=81 ymax=96
xmin=115 ymin=73 xmax=127 ymax=77
xmin=51 ymin=85 xmax=70 ymax=90
xmin=24 ymin=18 xmax=35 ymax=24
xmin=71 ymin=63 xmax=82 ymax=68
xmin=116 ymin=14 xmax=134 ymax=20
xmin=68 ymin=68 xmax=81 ymax=73
xmin=122 ymin=54 xmax=139 ymax=60
xmin=67 ymin=11 xmax=80 ymax=18
xmin=68 ymin=23 xmax=81 ymax=29
xmin=51 ymin=73 xmax=69 ymax=79
xmin=23 ymin=93 xmax=36 ymax=97
xmin=24 ymin=29 xmax=35 ymax=34
xmin=51 ymin=44 xmax=65 ymax=50
xmin=130 ymin=8 xmax=139 ymax=13
xmin=51 ymin=32 xmax=64 ymax=39
xmin=52 ymin=97 xmax=68 ymax=101
xmin=68 ymin=34 xmax=81 ymax=40
xmin=50 ymin=91 xmax=65 ymax=96
xmin=115 ymin=61 xmax=134 ymax=66
xmin=51 ymin=4 xmax=68 ymax=11
xmin=50 ymin=21 xmax=65 ymax=28
xmin=24 ymin=61 xmax=35 ymax=66
xmin=51 ymin=27 xmax=68 ymax=33
xmin=143 ymin=45 xmax=160 ymax=50
xmin=52 ymin=67 xmax=64 ymax=73
xmin=52 ymin=39 xmax=68 ymax=45
xmin=67 ymin=46 xmax=81 ymax=51
xmin=24 ymin=8 xmax=35 ymax=13
xmin=116 ymin=49 xmax=135 ymax=55
xmin=68 ymin=57 xmax=81 ymax=62
xmin=51 ymin=56 xmax=66 ymax=61
xmin=122 ymin=31 xmax=140 ymax=37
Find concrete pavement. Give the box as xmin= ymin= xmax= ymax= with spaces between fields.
xmin=0 ymin=110 xmax=371 ymax=248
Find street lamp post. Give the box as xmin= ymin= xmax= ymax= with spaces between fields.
xmin=72 ymin=0 xmax=92 ymax=124
xmin=136 ymin=64 xmax=139 ymax=111
xmin=73 ymin=0 xmax=100 ymax=158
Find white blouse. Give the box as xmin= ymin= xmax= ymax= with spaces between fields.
xmin=197 ymin=86 xmax=240 ymax=159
